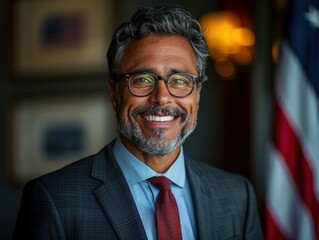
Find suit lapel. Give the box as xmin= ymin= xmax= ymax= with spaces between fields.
xmin=91 ymin=143 xmax=147 ymax=240
xmin=186 ymin=158 xmax=217 ymax=240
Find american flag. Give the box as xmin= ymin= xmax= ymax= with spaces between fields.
xmin=264 ymin=0 xmax=319 ymax=239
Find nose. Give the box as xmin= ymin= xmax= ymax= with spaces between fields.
xmin=148 ymin=80 xmax=172 ymax=105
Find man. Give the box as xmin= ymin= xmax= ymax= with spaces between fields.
xmin=13 ymin=6 xmax=263 ymax=240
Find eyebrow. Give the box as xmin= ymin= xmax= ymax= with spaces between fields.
xmin=127 ymin=68 xmax=189 ymax=75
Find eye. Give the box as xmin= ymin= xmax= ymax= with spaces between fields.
xmin=169 ymin=74 xmax=192 ymax=88
xmin=130 ymin=73 xmax=155 ymax=87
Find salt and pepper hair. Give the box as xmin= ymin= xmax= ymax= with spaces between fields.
xmin=107 ymin=6 xmax=209 ymax=83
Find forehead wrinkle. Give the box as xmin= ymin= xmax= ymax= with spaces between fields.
xmin=123 ymin=52 xmax=196 ymax=75
xmin=119 ymin=35 xmax=197 ymax=75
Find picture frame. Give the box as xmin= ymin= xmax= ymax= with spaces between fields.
xmin=6 ymin=92 xmax=118 ymax=185
xmin=11 ymin=0 xmax=115 ymax=78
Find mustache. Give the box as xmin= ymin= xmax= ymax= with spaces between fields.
xmin=131 ymin=106 xmax=187 ymax=120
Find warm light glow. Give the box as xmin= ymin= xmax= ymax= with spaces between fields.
xmin=214 ymin=60 xmax=235 ymax=78
xmin=232 ymin=28 xmax=255 ymax=47
xmin=233 ymin=47 xmax=252 ymax=65
xmin=200 ymin=11 xmax=255 ymax=78
xmin=272 ymin=39 xmax=281 ymax=62
xmin=201 ymin=11 xmax=241 ymax=57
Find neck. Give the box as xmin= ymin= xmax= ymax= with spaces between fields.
xmin=120 ymin=136 xmax=181 ymax=173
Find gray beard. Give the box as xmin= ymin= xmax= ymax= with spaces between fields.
xmin=117 ymin=107 xmax=197 ymax=156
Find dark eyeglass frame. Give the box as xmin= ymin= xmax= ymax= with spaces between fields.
xmin=115 ymin=72 xmax=201 ymax=98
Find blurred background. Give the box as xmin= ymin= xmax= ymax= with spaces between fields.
xmin=0 ymin=0 xmax=286 ymax=238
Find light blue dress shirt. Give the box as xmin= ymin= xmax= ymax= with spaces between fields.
xmin=112 ymin=138 xmax=197 ymax=240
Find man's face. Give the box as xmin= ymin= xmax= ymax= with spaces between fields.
xmin=109 ymin=35 xmax=201 ymax=156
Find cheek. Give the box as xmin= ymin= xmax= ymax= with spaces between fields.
xmin=181 ymin=94 xmax=199 ymax=115
xmin=117 ymin=90 xmax=145 ymax=121
xmin=185 ymin=96 xmax=200 ymax=125
xmin=114 ymin=86 xmax=129 ymax=118
xmin=115 ymin=82 xmax=130 ymax=107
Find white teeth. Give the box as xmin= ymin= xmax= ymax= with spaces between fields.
xmin=144 ymin=115 xmax=174 ymax=122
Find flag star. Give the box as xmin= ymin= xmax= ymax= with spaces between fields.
xmin=304 ymin=5 xmax=319 ymax=28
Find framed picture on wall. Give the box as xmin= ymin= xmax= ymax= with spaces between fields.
xmin=6 ymin=92 xmax=118 ymax=185
xmin=11 ymin=0 xmax=115 ymax=78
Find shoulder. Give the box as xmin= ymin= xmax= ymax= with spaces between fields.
xmin=23 ymin=141 xmax=115 ymax=197
xmin=186 ymin=157 xmax=249 ymax=185
xmin=31 ymin=152 xmax=96 ymax=187
xmin=186 ymin=157 xmax=256 ymax=202
xmin=22 ymin=155 xmax=95 ymax=205
xmin=185 ymin=157 xmax=263 ymax=238
xmin=14 ymin=141 xmax=122 ymax=238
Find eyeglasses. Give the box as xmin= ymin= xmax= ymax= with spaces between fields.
xmin=116 ymin=72 xmax=200 ymax=98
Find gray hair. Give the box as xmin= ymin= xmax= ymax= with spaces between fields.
xmin=107 ymin=6 xmax=208 ymax=83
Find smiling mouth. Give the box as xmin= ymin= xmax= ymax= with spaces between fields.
xmin=143 ymin=115 xmax=175 ymax=122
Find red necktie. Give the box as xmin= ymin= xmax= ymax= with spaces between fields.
xmin=148 ymin=176 xmax=182 ymax=240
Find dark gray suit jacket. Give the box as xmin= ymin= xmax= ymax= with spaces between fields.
xmin=13 ymin=141 xmax=263 ymax=239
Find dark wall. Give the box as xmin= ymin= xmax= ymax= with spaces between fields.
xmin=0 ymin=1 xmax=22 ymax=239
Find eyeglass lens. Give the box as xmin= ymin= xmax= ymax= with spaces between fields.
xmin=128 ymin=73 xmax=194 ymax=97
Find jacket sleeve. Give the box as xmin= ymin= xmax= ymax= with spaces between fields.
xmin=243 ymin=178 xmax=264 ymax=240
xmin=12 ymin=180 xmax=65 ymax=240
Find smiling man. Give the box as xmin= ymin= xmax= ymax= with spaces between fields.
xmin=13 ymin=6 xmax=263 ymax=240
xmin=112 ymin=35 xmax=200 ymax=172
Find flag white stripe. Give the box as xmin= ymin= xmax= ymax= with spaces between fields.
xmin=276 ymin=41 xmax=319 ymax=201
xmin=267 ymin=144 xmax=315 ymax=240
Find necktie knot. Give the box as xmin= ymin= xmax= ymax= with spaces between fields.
xmin=148 ymin=176 xmax=171 ymax=191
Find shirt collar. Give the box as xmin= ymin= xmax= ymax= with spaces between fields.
xmin=112 ymin=138 xmax=186 ymax=188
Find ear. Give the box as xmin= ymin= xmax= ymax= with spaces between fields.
xmin=108 ymin=79 xmax=118 ymax=111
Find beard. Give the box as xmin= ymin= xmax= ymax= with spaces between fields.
xmin=117 ymin=105 xmax=197 ymax=156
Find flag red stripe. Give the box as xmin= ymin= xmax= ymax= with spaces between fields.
xmin=272 ymin=99 xmax=319 ymax=239
xmin=265 ymin=207 xmax=288 ymax=240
